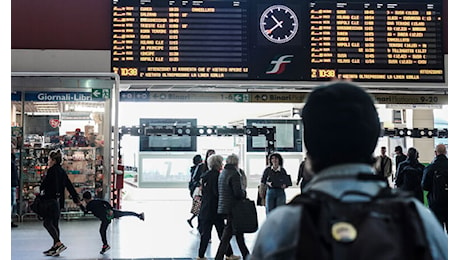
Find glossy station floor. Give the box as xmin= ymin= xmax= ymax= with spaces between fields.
xmin=11 ymin=186 xmax=301 ymax=260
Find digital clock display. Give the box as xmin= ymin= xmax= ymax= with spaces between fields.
xmin=112 ymin=0 xmax=444 ymax=83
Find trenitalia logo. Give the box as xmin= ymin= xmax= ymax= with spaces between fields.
xmin=266 ymin=55 xmax=294 ymax=74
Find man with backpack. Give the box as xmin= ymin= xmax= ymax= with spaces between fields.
xmin=394 ymin=147 xmax=425 ymax=202
xmin=422 ymin=144 xmax=448 ymax=232
xmin=250 ymin=82 xmax=447 ymax=260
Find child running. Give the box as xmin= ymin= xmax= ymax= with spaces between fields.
xmin=81 ymin=191 xmax=145 ymax=254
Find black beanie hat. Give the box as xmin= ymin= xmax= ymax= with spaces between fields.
xmin=302 ymin=82 xmax=381 ymax=169
xmin=82 ymin=191 xmax=92 ymax=200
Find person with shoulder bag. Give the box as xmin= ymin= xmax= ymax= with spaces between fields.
xmin=196 ymin=154 xmax=240 ymax=260
xmin=40 ymin=149 xmax=82 ymax=257
xmin=188 ymin=154 xmax=205 ymax=228
xmin=215 ymin=154 xmax=250 ymax=260
xmin=260 ymin=153 xmax=292 ymax=214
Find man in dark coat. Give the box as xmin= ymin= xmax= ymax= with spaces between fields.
xmin=422 ymin=144 xmax=448 ymax=232
xmin=395 ymin=147 xmax=425 ymax=202
xmin=394 ymin=145 xmax=407 ymax=169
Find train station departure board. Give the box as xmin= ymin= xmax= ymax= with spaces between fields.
xmin=112 ymin=0 xmax=444 ymax=83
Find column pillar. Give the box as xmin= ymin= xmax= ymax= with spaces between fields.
xmin=412 ymin=109 xmax=435 ymax=164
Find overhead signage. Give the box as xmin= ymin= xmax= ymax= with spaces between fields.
xmin=373 ymin=94 xmax=447 ymax=104
xmin=119 ymin=91 xmax=447 ymax=104
xmin=24 ymin=92 xmax=105 ymax=102
xmin=250 ymin=93 xmax=307 ymax=103
xmin=92 ymin=88 xmax=111 ymax=99
xmin=111 ymin=0 xmax=445 ymax=83
xmin=11 ymin=92 xmax=21 ymax=101
xmin=120 ymin=91 xmax=249 ymax=102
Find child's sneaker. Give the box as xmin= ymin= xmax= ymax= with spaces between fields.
xmin=100 ymin=244 xmax=111 ymax=254
xmin=139 ymin=212 xmax=145 ymax=221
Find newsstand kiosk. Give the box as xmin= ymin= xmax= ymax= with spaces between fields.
xmin=11 ymin=72 xmax=121 ymax=220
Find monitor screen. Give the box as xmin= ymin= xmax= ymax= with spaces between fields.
xmin=139 ymin=118 xmax=197 ymax=151
xmin=246 ymin=119 xmax=303 ymax=152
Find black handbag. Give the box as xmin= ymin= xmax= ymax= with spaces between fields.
xmin=30 ymin=195 xmax=45 ymax=220
xmin=232 ymin=198 xmax=258 ymax=233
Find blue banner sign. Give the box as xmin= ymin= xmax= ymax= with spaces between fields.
xmin=24 ymin=92 xmax=105 ymax=102
xmin=11 ymin=91 xmax=21 ymax=101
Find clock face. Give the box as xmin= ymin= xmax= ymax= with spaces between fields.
xmin=260 ymin=5 xmax=299 ymax=44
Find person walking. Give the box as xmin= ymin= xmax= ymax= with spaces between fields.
xmin=11 ymin=149 xmax=19 ymax=228
xmin=260 ymin=153 xmax=291 ymax=214
xmin=374 ymin=146 xmax=392 ymax=185
xmin=250 ymin=82 xmax=447 ymax=260
xmin=394 ymin=145 xmax=407 ymax=169
xmin=215 ymin=154 xmax=249 ymax=260
xmin=196 ymin=154 xmax=239 ymax=260
xmin=81 ymin=191 xmax=145 ymax=254
xmin=296 ymin=157 xmax=313 ymax=191
xmin=188 ymin=154 xmax=205 ymax=228
xmin=395 ymin=147 xmax=425 ymax=202
xmin=203 ymin=149 xmax=216 ymax=173
xmin=40 ymin=149 xmax=82 ymax=257
xmin=422 ymin=144 xmax=448 ymax=232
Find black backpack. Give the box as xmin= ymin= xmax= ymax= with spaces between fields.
xmin=432 ymin=168 xmax=448 ymax=207
xmin=400 ymin=164 xmax=424 ymax=202
xmin=290 ymin=182 xmax=433 ymax=260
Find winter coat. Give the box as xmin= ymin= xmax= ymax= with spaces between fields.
xmin=217 ymin=164 xmax=246 ymax=215
xmin=422 ymin=154 xmax=448 ymax=210
xmin=199 ymin=169 xmax=220 ymax=221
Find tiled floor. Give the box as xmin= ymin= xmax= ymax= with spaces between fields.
xmin=11 ymin=186 xmax=301 ymax=260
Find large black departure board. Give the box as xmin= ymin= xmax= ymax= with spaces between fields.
xmin=112 ymin=0 xmax=444 ymax=82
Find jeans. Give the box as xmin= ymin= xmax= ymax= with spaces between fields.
xmin=11 ymin=187 xmax=17 ymax=214
xmin=265 ymin=188 xmax=286 ymax=214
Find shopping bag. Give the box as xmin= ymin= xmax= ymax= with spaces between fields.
xmin=232 ymin=198 xmax=258 ymax=233
xmin=190 ymin=195 xmax=202 ymax=215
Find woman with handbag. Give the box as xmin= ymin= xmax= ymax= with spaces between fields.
xmin=196 ymin=154 xmax=239 ymax=260
xmin=187 ymin=154 xmax=205 ymax=228
xmin=215 ymin=154 xmax=250 ymax=260
xmin=260 ymin=153 xmax=291 ymax=214
xmin=40 ymin=149 xmax=82 ymax=257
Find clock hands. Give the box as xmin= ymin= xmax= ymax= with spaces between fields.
xmin=266 ymin=15 xmax=283 ymax=35
xmin=271 ymin=15 xmax=283 ymax=28
xmin=260 ymin=5 xmax=298 ymax=44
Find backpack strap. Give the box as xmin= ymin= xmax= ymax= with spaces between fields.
xmin=290 ymin=180 xmax=433 ymax=260
xmin=289 ymin=192 xmax=325 ymax=259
